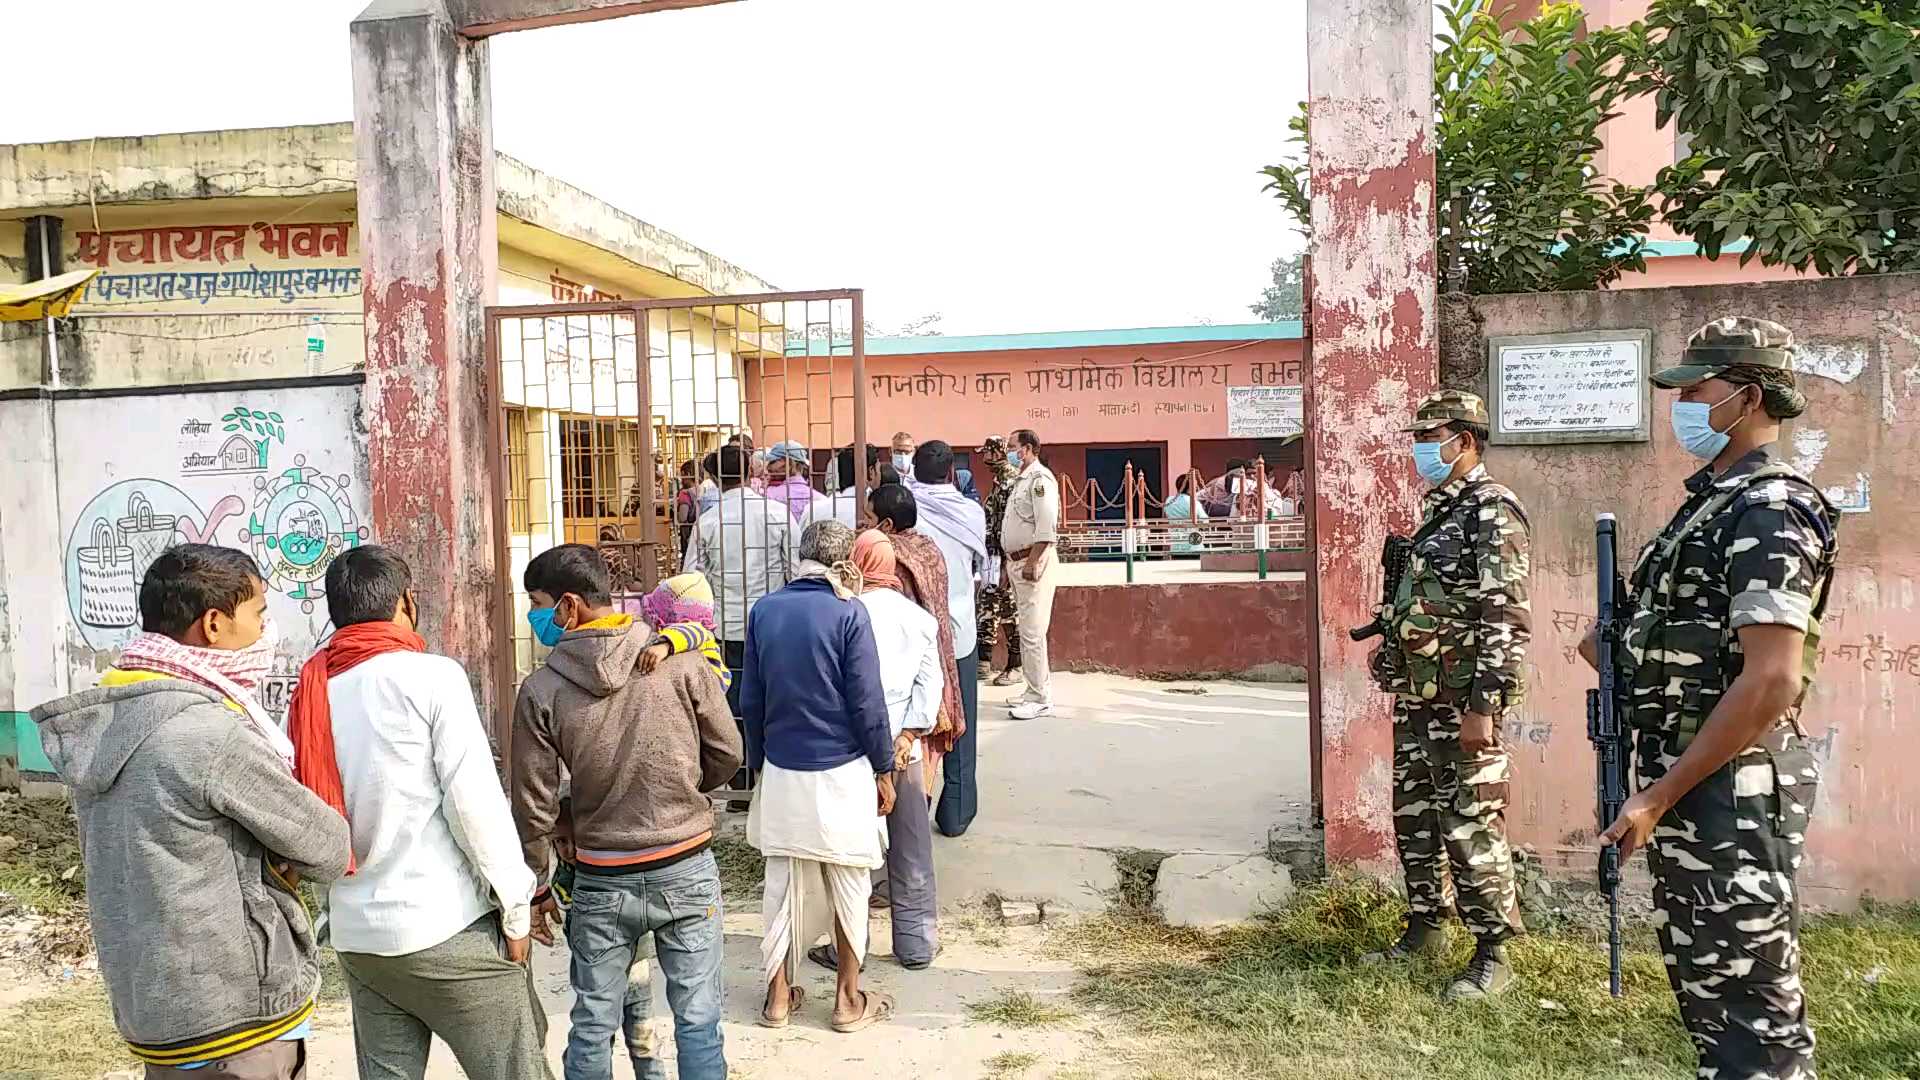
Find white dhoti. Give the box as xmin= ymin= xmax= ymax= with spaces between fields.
xmin=749 ymin=759 xmax=886 ymax=986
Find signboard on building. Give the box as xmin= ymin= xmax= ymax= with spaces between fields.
xmin=65 ymin=219 xmax=361 ymax=315
xmin=1226 ymin=385 xmax=1304 ymax=438
xmin=1487 ymin=330 xmax=1652 ymax=445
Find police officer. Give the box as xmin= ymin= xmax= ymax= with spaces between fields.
xmin=1364 ymin=389 xmax=1530 ymax=1000
xmin=999 ymin=428 xmax=1060 ymax=720
xmin=1590 ymin=317 xmax=1835 ymax=1080
xmin=978 ymin=435 xmax=1024 ymax=686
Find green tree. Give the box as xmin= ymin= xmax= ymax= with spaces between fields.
xmin=1263 ymin=0 xmax=1657 ymax=294
xmin=1648 ymin=0 xmax=1920 ymax=274
xmin=1250 ymin=255 xmax=1306 ymax=321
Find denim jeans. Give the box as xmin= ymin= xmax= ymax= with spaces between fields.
xmin=936 ymin=648 xmax=980 ymax=837
xmin=564 ymin=852 xmax=726 ymax=1080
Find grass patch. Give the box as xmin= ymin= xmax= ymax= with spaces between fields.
xmin=712 ymin=832 xmax=764 ymax=902
xmin=984 ymin=1050 xmax=1042 ymax=1077
xmin=968 ymin=989 xmax=1077 ymax=1028
xmin=0 ymin=982 xmax=134 ymax=1079
xmin=1108 ymin=848 xmax=1170 ymax=918
xmin=1061 ymin=875 xmax=1920 ymax=1080
xmin=0 ymin=797 xmax=86 ymax=917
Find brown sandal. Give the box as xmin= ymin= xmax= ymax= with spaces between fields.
xmin=830 ymin=990 xmax=896 ymax=1033
xmin=759 ymin=985 xmax=806 ymax=1028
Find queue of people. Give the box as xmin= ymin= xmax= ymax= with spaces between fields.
xmin=26 ymin=425 xmax=1062 ymax=1078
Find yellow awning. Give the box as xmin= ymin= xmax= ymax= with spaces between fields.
xmin=0 ymin=268 xmax=100 ymax=321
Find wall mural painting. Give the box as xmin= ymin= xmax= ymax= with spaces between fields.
xmin=59 ymin=396 xmax=368 ymax=718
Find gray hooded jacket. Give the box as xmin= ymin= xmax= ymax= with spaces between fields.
xmin=32 ymin=679 xmax=351 ymax=1055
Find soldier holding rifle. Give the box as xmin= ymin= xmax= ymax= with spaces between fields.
xmin=1581 ymin=317 xmax=1837 ymax=1080
xmin=1360 ymin=390 xmax=1531 ymax=1000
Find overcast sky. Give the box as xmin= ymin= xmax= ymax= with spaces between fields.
xmin=6 ymin=0 xmax=1305 ymax=336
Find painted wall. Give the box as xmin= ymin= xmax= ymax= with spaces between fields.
xmin=1449 ymin=273 xmax=1920 ymax=904
xmin=1047 ymin=580 xmax=1310 ymax=679
xmin=744 ymin=337 xmax=1306 ymax=487
xmin=0 ymin=379 xmax=370 ymax=762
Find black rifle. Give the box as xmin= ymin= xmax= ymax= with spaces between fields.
xmin=1586 ymin=512 xmax=1631 ymax=998
xmin=1349 ymin=535 xmax=1413 ymax=642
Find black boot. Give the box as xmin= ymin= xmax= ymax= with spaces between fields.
xmin=1360 ymin=918 xmax=1443 ymax=964
xmin=1444 ymin=938 xmax=1515 ymax=1000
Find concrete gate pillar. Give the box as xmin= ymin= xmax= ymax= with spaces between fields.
xmin=350 ymin=1 xmax=503 ymax=719
xmin=1304 ymin=0 xmax=1438 ymax=867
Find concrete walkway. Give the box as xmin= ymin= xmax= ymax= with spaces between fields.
xmin=937 ymin=671 xmax=1311 ymax=910
xmin=299 ymin=670 xmax=1312 ymax=1078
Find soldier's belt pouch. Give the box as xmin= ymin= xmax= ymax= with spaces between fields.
xmin=1394 ymin=597 xmax=1477 ymax=705
xmin=1652 ymin=678 xmax=1723 ymax=750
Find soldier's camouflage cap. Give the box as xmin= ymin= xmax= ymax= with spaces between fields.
xmin=982 ymin=434 xmax=1007 ymax=449
xmin=1402 ymin=388 xmax=1488 ymax=433
xmin=1650 ymin=316 xmax=1795 ymax=389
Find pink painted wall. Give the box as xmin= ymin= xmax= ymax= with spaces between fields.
xmin=1458 ymin=274 xmax=1920 ymax=904
xmin=745 ymin=337 xmax=1304 ymax=488
xmin=1613 ymin=255 xmax=1810 ymax=290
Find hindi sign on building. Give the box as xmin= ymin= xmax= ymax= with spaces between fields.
xmin=1226 ymin=385 xmax=1304 ymax=438
xmin=1487 ymin=330 xmax=1652 ymax=445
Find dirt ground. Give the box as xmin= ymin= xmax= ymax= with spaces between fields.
xmin=299 ymin=912 xmax=1097 ymax=1080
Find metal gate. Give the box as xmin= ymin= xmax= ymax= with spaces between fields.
xmin=485 ymin=289 xmax=867 ymax=734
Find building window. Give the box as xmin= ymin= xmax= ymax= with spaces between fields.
xmin=504 ymin=407 xmax=529 ymax=533
xmin=560 ymin=418 xmax=641 ymax=521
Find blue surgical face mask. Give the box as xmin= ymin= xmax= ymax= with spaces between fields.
xmin=1412 ymin=433 xmax=1463 ymax=486
xmin=1671 ymin=386 xmax=1750 ymax=461
xmin=1006 ymin=448 xmax=1023 ymax=469
xmin=527 ymin=605 xmax=565 ymax=647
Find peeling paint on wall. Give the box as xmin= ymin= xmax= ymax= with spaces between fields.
xmin=1823 ymin=473 xmax=1872 ymax=514
xmin=1791 ymin=427 xmax=1829 ymax=476
xmin=1796 ymin=342 xmax=1868 ymax=384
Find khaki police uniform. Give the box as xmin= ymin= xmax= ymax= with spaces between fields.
xmin=1626 ymin=317 xmax=1837 ymax=1080
xmin=1000 ymin=457 xmax=1061 ymax=706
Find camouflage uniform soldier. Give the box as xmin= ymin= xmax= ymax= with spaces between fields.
xmin=1593 ymin=318 xmax=1836 ymax=1080
xmin=977 ymin=435 xmax=1022 ymax=685
xmin=1365 ymin=390 xmax=1530 ymax=1000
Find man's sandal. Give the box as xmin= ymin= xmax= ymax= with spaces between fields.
xmin=830 ymin=990 xmax=896 ymax=1034
xmin=758 ymin=985 xmax=805 ymax=1029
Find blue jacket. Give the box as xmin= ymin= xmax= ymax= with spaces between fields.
xmin=741 ymin=578 xmax=894 ymax=775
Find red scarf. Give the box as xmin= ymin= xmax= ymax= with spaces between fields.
xmin=286 ymin=621 xmax=426 ymax=873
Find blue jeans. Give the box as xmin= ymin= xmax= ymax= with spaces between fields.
xmin=937 ymin=648 xmax=980 ymax=836
xmin=563 ymin=852 xmax=726 ymax=1080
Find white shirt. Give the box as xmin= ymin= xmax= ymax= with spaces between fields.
xmin=803 ymin=487 xmax=862 ymax=532
xmin=325 ymin=651 xmax=535 ymax=957
xmin=856 ymin=588 xmax=943 ymax=764
xmin=684 ymin=486 xmax=800 ymax=641
xmin=916 ymin=517 xmax=981 ymax=656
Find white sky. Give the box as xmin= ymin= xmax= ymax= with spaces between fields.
xmin=5 ymin=0 xmax=1306 ymax=336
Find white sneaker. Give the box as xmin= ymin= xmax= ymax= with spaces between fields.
xmin=1009 ymin=701 xmax=1053 ymax=720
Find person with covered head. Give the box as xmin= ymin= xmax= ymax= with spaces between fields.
xmin=743 ymin=520 xmax=897 ymax=1034
xmin=764 ymin=440 xmax=818 ymax=522
xmin=806 ymin=528 xmax=945 ymax=974
xmin=866 ymin=483 xmax=965 ymax=823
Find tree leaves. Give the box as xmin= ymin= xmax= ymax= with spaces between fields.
xmin=1262 ymin=0 xmax=1657 ymax=294
xmin=1648 ymin=0 xmax=1920 ymax=274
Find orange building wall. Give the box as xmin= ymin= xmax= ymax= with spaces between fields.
xmin=741 ymin=337 xmax=1305 ymax=492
